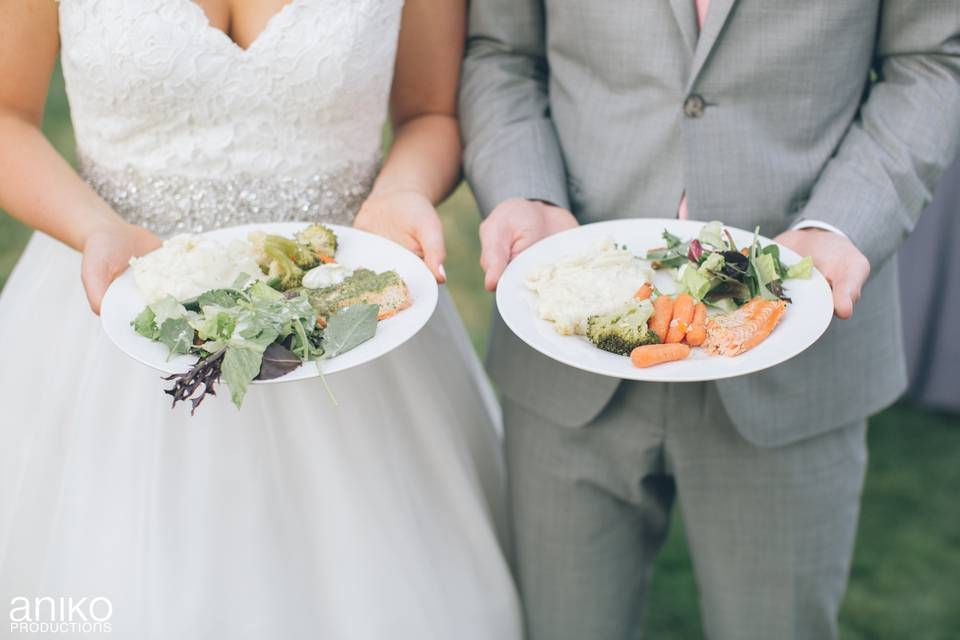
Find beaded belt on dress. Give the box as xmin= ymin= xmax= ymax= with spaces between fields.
xmin=78 ymin=153 xmax=379 ymax=236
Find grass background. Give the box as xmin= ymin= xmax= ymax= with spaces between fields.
xmin=2 ymin=67 xmax=959 ymax=639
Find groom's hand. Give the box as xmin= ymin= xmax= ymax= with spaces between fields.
xmin=479 ymin=198 xmax=579 ymax=291
xmin=775 ymin=228 xmax=870 ymax=320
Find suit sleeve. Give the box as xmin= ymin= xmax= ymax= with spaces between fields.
xmin=458 ymin=0 xmax=570 ymax=216
xmin=800 ymin=0 xmax=960 ymax=269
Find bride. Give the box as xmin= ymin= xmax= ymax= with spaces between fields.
xmin=0 ymin=1 xmax=522 ymax=638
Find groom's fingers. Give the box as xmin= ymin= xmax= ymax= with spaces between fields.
xmin=832 ymin=282 xmax=854 ymax=319
xmin=481 ymin=243 xmax=509 ymax=292
xmin=827 ymin=252 xmax=868 ymax=319
xmin=479 ymin=218 xmax=512 ymax=291
xmin=828 ymin=269 xmax=860 ymax=320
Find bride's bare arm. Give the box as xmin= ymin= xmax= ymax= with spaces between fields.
xmin=0 ymin=2 xmax=159 ymax=312
xmin=353 ymin=0 xmax=466 ymax=282
xmin=378 ymin=0 xmax=465 ymax=202
xmin=1 ymin=2 xmax=117 ymax=249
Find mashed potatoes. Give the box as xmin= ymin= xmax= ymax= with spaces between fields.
xmin=527 ymin=238 xmax=653 ymax=335
xmin=130 ymin=234 xmax=264 ymax=303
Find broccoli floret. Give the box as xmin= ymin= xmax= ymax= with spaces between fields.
xmin=271 ymin=236 xmax=320 ymax=270
xmin=249 ymin=231 xmax=320 ymax=290
xmin=250 ymin=231 xmax=319 ymax=268
xmin=248 ymin=226 xmax=341 ymax=290
xmin=296 ymin=224 xmax=338 ymax=261
xmin=586 ymin=300 xmax=660 ymax=356
xmin=263 ymin=245 xmax=304 ymax=290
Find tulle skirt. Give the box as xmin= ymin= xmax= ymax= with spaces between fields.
xmin=0 ymin=233 xmax=522 ymax=639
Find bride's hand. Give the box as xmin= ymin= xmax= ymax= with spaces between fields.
xmin=354 ymin=191 xmax=447 ymax=283
xmin=81 ymin=223 xmax=161 ymax=315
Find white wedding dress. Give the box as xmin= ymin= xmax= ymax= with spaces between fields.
xmin=0 ymin=1 xmax=522 ymax=638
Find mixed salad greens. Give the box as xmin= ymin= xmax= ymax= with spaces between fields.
xmin=133 ymin=277 xmax=378 ymax=413
xmin=645 ymin=221 xmax=813 ymax=312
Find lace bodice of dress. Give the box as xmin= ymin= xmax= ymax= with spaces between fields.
xmin=58 ymin=0 xmax=404 ymax=234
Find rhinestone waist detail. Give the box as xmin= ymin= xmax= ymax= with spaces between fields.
xmin=78 ymin=153 xmax=379 ymax=236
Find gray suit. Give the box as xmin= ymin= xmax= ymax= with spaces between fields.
xmin=460 ymin=0 xmax=960 ymax=638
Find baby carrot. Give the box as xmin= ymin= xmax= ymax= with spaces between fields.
xmin=634 ymin=283 xmax=653 ymax=301
xmin=685 ymin=302 xmax=708 ymax=346
xmin=630 ymin=343 xmax=691 ymax=368
xmin=666 ymin=294 xmax=694 ymax=343
xmin=649 ymin=295 xmax=674 ymax=342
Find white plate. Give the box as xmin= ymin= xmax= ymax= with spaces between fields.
xmin=496 ymin=218 xmax=834 ymax=382
xmin=101 ymin=223 xmax=439 ymax=382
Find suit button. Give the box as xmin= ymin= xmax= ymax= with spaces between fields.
xmin=683 ymin=94 xmax=706 ymax=118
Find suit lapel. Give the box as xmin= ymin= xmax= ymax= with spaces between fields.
xmin=668 ymin=0 xmax=698 ymax=55
xmin=686 ymin=0 xmax=739 ymax=90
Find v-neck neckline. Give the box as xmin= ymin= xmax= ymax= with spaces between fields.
xmin=183 ymin=0 xmax=300 ymax=54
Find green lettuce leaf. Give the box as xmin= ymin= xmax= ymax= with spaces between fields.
xmin=221 ymin=342 xmax=267 ymax=408
xmin=746 ymin=228 xmax=778 ymax=301
xmin=704 ymin=297 xmax=739 ymax=313
xmin=754 ymin=252 xmax=779 ymax=286
xmin=239 ymin=295 xmax=315 ymax=343
xmin=786 ymin=256 xmax=814 ymax=280
xmin=698 ymin=221 xmax=724 ymax=249
xmin=150 ymin=295 xmax=190 ymax=325
xmin=681 ymin=264 xmax=715 ymax=301
xmin=662 ymin=229 xmax=682 ymax=249
xmin=231 ymin=272 xmax=256 ymax=290
xmin=761 ymin=244 xmax=793 ymax=278
xmin=132 ymin=307 xmax=159 ymax=339
xmin=248 ymin=280 xmax=284 ymax=302
xmin=699 ymin=251 xmax=725 ymax=274
xmin=321 ymin=303 xmax=379 ymax=359
xmin=198 ymin=289 xmax=241 ymax=308
xmin=190 ymin=308 xmax=238 ymax=342
xmin=158 ymin=317 xmax=194 ymax=357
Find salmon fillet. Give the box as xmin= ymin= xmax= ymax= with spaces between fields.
xmin=306 ymin=269 xmax=411 ymax=322
xmin=702 ymin=297 xmax=786 ymax=357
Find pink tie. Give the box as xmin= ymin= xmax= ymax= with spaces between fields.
xmin=678 ymin=0 xmax=710 ymax=220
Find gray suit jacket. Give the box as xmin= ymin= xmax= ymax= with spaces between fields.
xmin=460 ymin=0 xmax=960 ymax=446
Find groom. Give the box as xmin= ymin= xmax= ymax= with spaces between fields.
xmin=460 ymin=1 xmax=960 ymax=639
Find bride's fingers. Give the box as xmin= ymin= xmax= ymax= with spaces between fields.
xmin=406 ymin=239 xmax=425 ymax=258
xmin=80 ymin=256 xmax=109 ymax=315
xmin=379 ymin=229 xmax=421 ymax=256
xmin=418 ymin=223 xmax=447 ymax=284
